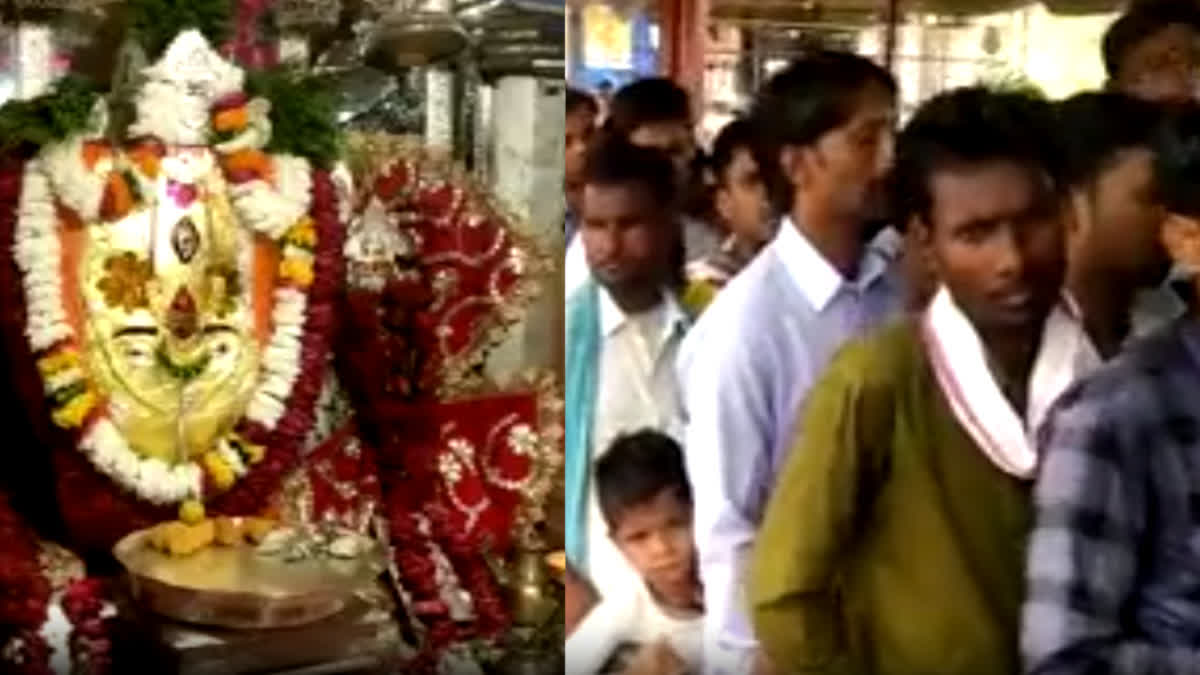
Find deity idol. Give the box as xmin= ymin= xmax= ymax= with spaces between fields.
xmin=7 ymin=28 xmax=360 ymax=549
xmin=0 ymin=14 xmax=558 ymax=674
xmin=0 ymin=27 xmax=371 ymax=671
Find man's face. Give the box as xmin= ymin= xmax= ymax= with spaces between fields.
xmin=629 ymin=121 xmax=696 ymax=189
xmin=1072 ymin=148 xmax=1170 ymax=287
xmin=716 ymin=147 xmax=772 ymax=246
xmin=610 ymin=489 xmax=695 ymax=598
xmin=1116 ymin=23 xmax=1200 ymax=104
xmin=581 ymin=182 xmax=674 ymax=294
xmin=565 ymin=107 xmax=596 ymax=188
xmin=792 ymin=83 xmax=895 ymax=225
xmin=919 ymin=160 xmax=1065 ymax=334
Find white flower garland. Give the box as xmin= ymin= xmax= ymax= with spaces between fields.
xmin=216 ymin=438 xmax=248 ymax=478
xmin=13 ymin=159 xmax=71 ymax=352
xmin=42 ymin=137 xmax=107 ymax=223
xmin=80 ymin=419 xmax=203 ymax=504
xmin=245 ymin=287 xmax=307 ymax=428
xmin=13 ymin=143 xmax=318 ymax=505
xmin=229 ymin=155 xmax=313 ymax=240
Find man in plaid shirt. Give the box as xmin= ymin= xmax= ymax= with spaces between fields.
xmin=1024 ymin=106 xmax=1200 ymax=674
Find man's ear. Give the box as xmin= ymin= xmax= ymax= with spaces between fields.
xmin=908 ymin=213 xmax=932 ymax=248
xmin=909 ymin=213 xmax=939 ymax=274
xmin=904 ymin=220 xmax=938 ymax=309
xmin=714 ymin=185 xmax=733 ymax=225
xmin=1065 ymin=190 xmax=1088 ymax=239
xmin=1162 ymin=213 xmax=1200 ymax=271
xmin=779 ymin=145 xmax=805 ymax=192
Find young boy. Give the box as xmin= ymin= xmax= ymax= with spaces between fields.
xmin=567 ymin=430 xmax=703 ymax=675
xmin=684 ymin=118 xmax=772 ymax=307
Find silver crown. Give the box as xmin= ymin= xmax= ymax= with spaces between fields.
xmin=143 ymin=30 xmax=244 ymax=103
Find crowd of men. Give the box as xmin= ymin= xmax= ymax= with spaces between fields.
xmin=563 ymin=1 xmax=1200 ymax=673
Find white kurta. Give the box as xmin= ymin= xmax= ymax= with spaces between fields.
xmin=579 ymin=287 xmax=688 ymax=599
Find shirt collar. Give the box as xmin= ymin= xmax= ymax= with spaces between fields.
xmin=598 ymin=285 xmax=689 ymax=345
xmin=773 ymin=216 xmax=900 ymax=311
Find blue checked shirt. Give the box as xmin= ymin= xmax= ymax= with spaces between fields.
xmin=1024 ymin=317 xmax=1200 ymax=675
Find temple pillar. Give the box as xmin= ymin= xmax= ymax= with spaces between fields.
xmin=658 ymin=0 xmax=709 ymax=103
xmin=14 ymin=24 xmax=56 ymax=100
xmin=486 ymin=76 xmax=565 ymax=384
xmin=424 ymin=0 xmax=456 ymax=151
xmin=473 ymin=81 xmax=494 ymax=185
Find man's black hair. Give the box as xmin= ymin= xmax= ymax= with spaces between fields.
xmin=1155 ymin=104 xmax=1200 ymax=218
xmin=583 ymin=132 xmax=678 ymax=209
xmin=893 ymin=87 xmax=1060 ymax=228
xmin=607 ymin=77 xmax=692 ymax=139
xmin=710 ymin=118 xmax=757 ymax=184
xmin=1057 ymin=92 xmax=1163 ymax=189
xmin=1103 ymin=0 xmax=1200 ymax=79
xmin=595 ymin=429 xmax=692 ymax=529
xmin=568 ymin=87 xmax=598 ymax=117
xmin=749 ymin=51 xmax=897 ymax=210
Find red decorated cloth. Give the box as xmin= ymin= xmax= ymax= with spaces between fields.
xmin=375 ymin=393 xmax=537 ymax=551
xmin=341 ymin=147 xmax=559 ymax=669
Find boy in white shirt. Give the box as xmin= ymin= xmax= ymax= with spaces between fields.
xmin=567 ymin=430 xmax=703 ymax=675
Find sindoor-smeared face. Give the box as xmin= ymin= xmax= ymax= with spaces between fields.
xmin=81 ymin=148 xmax=260 ymax=463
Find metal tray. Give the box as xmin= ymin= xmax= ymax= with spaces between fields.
xmin=114 ymin=527 xmax=385 ymax=630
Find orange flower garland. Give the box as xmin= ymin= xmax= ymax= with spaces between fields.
xmin=125 ymin=142 xmax=162 ymax=179
xmin=81 ymin=142 xmax=110 ymax=171
xmin=213 ymin=106 xmax=249 ymax=134
xmin=221 ymin=149 xmax=273 ymax=183
xmin=99 ymin=172 xmax=135 ymax=221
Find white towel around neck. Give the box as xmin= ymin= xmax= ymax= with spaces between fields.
xmin=920 ymin=286 xmax=1101 ymax=479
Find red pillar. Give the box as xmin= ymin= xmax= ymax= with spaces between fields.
xmin=659 ymin=0 xmax=709 ymax=107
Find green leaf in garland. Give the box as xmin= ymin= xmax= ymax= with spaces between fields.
xmin=49 ymin=380 xmax=88 ymax=408
xmin=0 ymin=75 xmax=101 ymax=155
xmin=125 ymin=0 xmax=234 ymax=59
xmin=246 ymin=69 xmax=344 ymax=169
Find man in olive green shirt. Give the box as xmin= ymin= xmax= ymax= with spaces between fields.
xmin=751 ymin=89 xmax=1097 ymax=674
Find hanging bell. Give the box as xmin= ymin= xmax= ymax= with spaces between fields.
xmin=366 ymin=2 xmax=470 ymax=70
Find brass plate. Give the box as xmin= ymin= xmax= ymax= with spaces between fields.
xmin=114 ymin=528 xmax=385 ymax=629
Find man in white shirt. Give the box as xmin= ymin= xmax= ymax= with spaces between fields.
xmin=565 ymin=137 xmax=693 ymax=598
xmin=676 ymin=52 xmax=905 ymax=675
xmin=567 ymin=78 xmax=720 ymax=297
